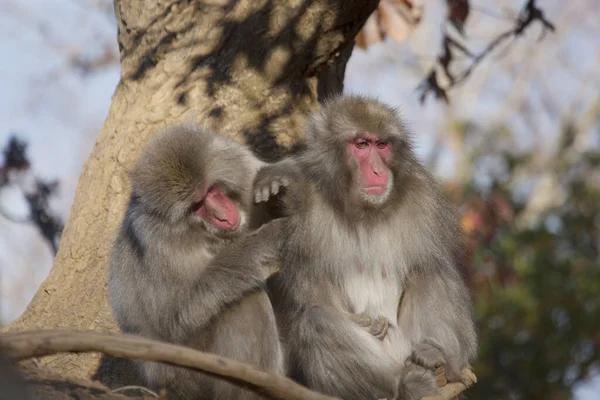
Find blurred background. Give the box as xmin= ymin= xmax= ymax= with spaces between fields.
xmin=0 ymin=0 xmax=598 ymax=398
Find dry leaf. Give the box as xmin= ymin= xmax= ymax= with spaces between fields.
xmin=447 ymin=0 xmax=470 ymax=34
xmin=356 ymin=12 xmax=383 ymax=49
xmin=355 ymin=0 xmax=422 ymax=49
xmin=379 ymin=0 xmax=413 ymax=44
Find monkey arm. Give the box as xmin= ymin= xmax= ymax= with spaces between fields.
xmin=288 ymin=305 xmax=399 ymax=400
xmin=254 ymin=158 xmax=302 ymax=204
xmin=398 ymin=260 xmax=477 ymax=384
xmin=173 ymin=219 xmax=286 ymax=342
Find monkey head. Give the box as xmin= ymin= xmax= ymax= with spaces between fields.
xmin=300 ymin=95 xmax=417 ymax=215
xmin=130 ymin=125 xmax=257 ymax=238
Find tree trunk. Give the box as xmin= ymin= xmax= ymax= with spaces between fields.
xmin=3 ymin=0 xmax=377 ymax=384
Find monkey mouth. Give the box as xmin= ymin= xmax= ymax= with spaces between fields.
xmin=209 ymin=213 xmax=241 ymax=231
xmin=363 ymin=186 xmax=387 ymax=195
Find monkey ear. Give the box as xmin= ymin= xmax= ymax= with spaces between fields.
xmin=308 ymin=107 xmax=336 ymax=141
xmin=305 ymin=115 xmax=322 ymax=140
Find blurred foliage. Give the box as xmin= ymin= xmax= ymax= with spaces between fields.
xmin=449 ymin=123 xmax=600 ymax=399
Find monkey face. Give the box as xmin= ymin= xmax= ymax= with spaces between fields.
xmin=190 ymin=183 xmax=247 ymax=236
xmin=346 ymin=134 xmax=394 ymax=206
xmin=129 ymin=125 xmax=259 ymax=238
xmin=297 ymin=95 xmax=418 ymax=217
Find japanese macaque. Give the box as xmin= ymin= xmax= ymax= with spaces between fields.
xmin=107 ymin=125 xmax=284 ymax=400
xmin=246 ymin=95 xmax=478 ymax=400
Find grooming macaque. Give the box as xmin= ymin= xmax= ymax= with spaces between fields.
xmin=108 ymin=125 xmax=284 ymax=400
xmin=243 ymin=95 xmax=478 ymax=400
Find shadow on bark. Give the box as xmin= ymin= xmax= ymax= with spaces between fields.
xmin=116 ymin=0 xmax=376 ymax=161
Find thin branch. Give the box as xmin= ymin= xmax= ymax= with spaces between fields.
xmin=0 ymin=330 xmax=475 ymax=400
xmin=0 ymin=135 xmax=63 ymax=253
xmin=417 ymin=0 xmax=555 ymax=103
xmin=0 ymin=330 xmax=337 ymax=400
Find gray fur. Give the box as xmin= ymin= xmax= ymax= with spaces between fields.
xmin=246 ymin=95 xmax=477 ymax=399
xmin=108 ymin=125 xmax=284 ymax=400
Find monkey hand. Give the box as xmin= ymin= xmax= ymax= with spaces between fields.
xmin=409 ymin=341 xmax=466 ymax=387
xmin=395 ymin=361 xmax=438 ymax=400
xmin=349 ymin=313 xmax=390 ymax=341
xmin=254 ymin=159 xmax=301 ymax=203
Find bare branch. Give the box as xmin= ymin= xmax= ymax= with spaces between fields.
xmin=418 ymin=0 xmax=555 ymax=103
xmin=0 ymin=135 xmax=63 ymax=253
xmin=0 ymin=330 xmax=338 ymax=400
xmin=422 ymin=377 xmax=476 ymax=400
xmin=0 ymin=330 xmax=475 ymax=400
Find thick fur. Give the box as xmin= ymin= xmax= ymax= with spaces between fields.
xmin=0 ymin=354 xmax=30 ymax=400
xmin=250 ymin=95 xmax=477 ymax=399
xmin=108 ymin=125 xmax=284 ymax=400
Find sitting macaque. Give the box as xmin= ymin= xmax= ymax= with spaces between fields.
xmin=233 ymin=95 xmax=477 ymax=400
xmin=108 ymin=125 xmax=284 ymax=400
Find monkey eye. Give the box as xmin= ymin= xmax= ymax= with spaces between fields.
xmin=376 ymin=140 xmax=390 ymax=149
xmin=191 ymin=199 xmax=204 ymax=213
xmin=207 ymin=185 xmax=218 ymax=194
xmin=354 ymin=138 xmax=369 ymax=149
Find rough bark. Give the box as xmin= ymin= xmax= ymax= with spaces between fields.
xmin=4 ymin=0 xmax=378 ymax=383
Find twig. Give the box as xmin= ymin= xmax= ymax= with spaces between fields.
xmin=0 ymin=330 xmax=476 ymax=400
xmin=0 ymin=135 xmax=63 ymax=253
xmin=417 ymin=0 xmax=555 ymax=103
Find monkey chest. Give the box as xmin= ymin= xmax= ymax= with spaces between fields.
xmin=342 ymin=265 xmax=401 ymax=323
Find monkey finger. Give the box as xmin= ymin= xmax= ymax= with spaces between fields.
xmin=398 ymin=362 xmax=438 ymax=400
xmin=370 ymin=316 xmax=390 ymax=340
xmin=349 ymin=313 xmax=372 ymax=327
xmin=280 ymin=178 xmax=290 ymax=187
xmin=440 ymin=358 xmax=472 ymax=386
xmin=434 ymin=365 xmax=447 ymax=387
xmin=261 ymin=186 xmax=271 ymax=202
xmin=254 ymin=189 xmax=264 ymax=204
xmin=271 ymin=181 xmax=281 ymax=196
xmin=462 ymin=368 xmax=477 ymax=385
xmin=410 ymin=342 xmax=445 ymax=370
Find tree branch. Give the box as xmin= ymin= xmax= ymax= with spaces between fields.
xmin=0 ymin=330 xmax=475 ymax=400
xmin=0 ymin=135 xmax=63 ymax=253
xmin=0 ymin=330 xmax=338 ymax=400
xmin=418 ymin=0 xmax=555 ymax=103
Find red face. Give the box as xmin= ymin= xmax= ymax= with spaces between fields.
xmin=192 ymin=185 xmax=241 ymax=231
xmin=347 ymin=134 xmax=392 ymax=196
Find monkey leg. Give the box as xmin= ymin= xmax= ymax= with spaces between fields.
xmin=398 ymin=270 xmax=477 ymax=386
xmin=144 ymin=291 xmax=283 ymax=400
xmin=209 ymin=291 xmax=285 ymax=399
xmin=395 ymin=361 xmax=438 ymax=400
xmin=290 ymin=306 xmax=398 ymax=400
